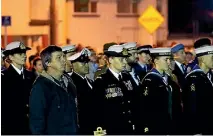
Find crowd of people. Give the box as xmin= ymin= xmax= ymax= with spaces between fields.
xmin=1 ymin=37 xmax=213 ymax=135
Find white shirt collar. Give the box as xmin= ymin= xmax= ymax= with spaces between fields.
xmin=175 ymin=61 xmax=184 ymax=73
xmin=11 ymin=64 xmax=23 ymax=75
xmin=109 ymin=68 xmax=121 ymax=80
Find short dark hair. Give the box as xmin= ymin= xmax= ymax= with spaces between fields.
xmin=29 ymin=55 xmax=37 ymax=63
xmin=40 ymin=45 xmax=62 ymax=70
xmin=33 ymin=57 xmax=42 ymax=66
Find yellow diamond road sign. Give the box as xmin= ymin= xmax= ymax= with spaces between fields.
xmin=138 ymin=6 xmax=164 ymax=34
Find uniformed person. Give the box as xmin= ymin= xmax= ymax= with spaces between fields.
xmin=1 ymin=41 xmax=35 ymax=134
xmin=67 ymin=48 xmax=94 ymax=134
xmin=138 ymin=48 xmax=182 ymax=135
xmin=171 ymin=43 xmax=186 ymax=91
xmin=92 ymin=45 xmax=136 ymax=135
xmin=208 ymin=68 xmax=213 ymax=82
xmin=61 ymin=44 xmax=76 ymax=75
xmin=94 ymin=42 xmax=116 ymax=79
xmin=183 ymin=45 xmax=213 ymax=134
xmin=186 ymin=38 xmax=211 ymax=73
xmin=122 ymin=42 xmax=143 ymax=132
xmin=133 ymin=45 xmax=152 ymax=80
xmin=122 ymin=42 xmax=140 ymax=86
xmin=1 ymin=48 xmax=6 ymax=71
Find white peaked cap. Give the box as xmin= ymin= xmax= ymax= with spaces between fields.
xmin=195 ymin=45 xmax=213 ymax=57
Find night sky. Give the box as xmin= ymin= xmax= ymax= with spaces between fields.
xmin=168 ymin=0 xmax=213 ymax=34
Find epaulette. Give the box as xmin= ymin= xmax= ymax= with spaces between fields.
xmin=141 ymin=72 xmax=159 ymax=83
xmin=97 ymin=68 xmax=102 ymax=71
xmin=96 ymin=76 xmax=102 ymax=79
xmin=189 ymin=75 xmax=197 ymax=78
xmin=95 ymin=72 xmax=106 ymax=81
xmin=185 ymin=69 xmax=203 ymax=78
xmin=144 ymin=78 xmax=152 ymax=81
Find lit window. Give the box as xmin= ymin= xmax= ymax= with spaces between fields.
xmin=74 ymin=0 xmax=97 ymax=13
xmin=117 ymin=0 xmax=138 ymax=14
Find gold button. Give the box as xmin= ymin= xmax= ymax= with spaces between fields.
xmin=123 ymin=112 xmax=125 ymax=114
xmin=144 ymin=127 xmax=149 ymax=133
xmin=27 ymin=114 xmax=29 ymax=117
xmin=128 ymin=101 xmax=130 ymax=103
xmin=128 ymin=110 xmax=131 ymax=113
xmin=128 ymin=120 xmax=131 ymax=123
xmin=26 ymin=104 xmax=29 ymax=107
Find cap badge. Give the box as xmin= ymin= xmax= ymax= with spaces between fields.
xmin=143 ymin=87 xmax=149 ymax=96
xmin=144 ymin=127 xmax=149 ymax=133
xmin=122 ymin=48 xmax=128 ymax=56
xmin=19 ymin=42 xmax=26 ymax=49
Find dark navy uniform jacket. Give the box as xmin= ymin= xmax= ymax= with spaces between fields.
xmin=70 ymin=72 xmax=94 ymax=135
xmin=92 ymin=69 xmax=136 ymax=135
xmin=1 ymin=65 xmax=35 ymax=134
xmin=185 ymin=57 xmax=199 ymax=74
xmin=207 ymin=69 xmax=213 ymax=83
xmin=137 ymin=68 xmax=182 ymax=135
xmin=132 ymin=62 xmax=148 ymax=80
xmin=183 ymin=65 xmax=213 ymax=135
xmin=172 ymin=63 xmax=186 ymax=91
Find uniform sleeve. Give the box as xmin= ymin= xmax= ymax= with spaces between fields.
xmin=1 ymin=72 xmax=11 ymax=134
xmin=183 ymin=76 xmax=202 ymax=134
xmin=138 ymin=78 xmax=153 ymax=133
xmin=29 ymin=82 xmax=48 ymax=134
xmin=91 ymin=77 xmax=105 ymax=132
xmin=138 ymin=78 xmax=164 ymax=134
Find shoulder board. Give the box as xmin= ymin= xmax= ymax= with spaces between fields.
xmin=189 ymin=75 xmax=197 ymax=78
xmin=94 ymin=76 xmax=103 ymax=82
xmin=97 ymin=68 xmax=102 ymax=71
xmin=95 ymin=72 xmax=107 ymax=80
xmin=140 ymin=72 xmax=154 ymax=84
xmin=185 ymin=69 xmax=204 ymax=78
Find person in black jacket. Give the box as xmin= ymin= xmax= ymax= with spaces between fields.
xmin=92 ymin=45 xmax=136 ymax=135
xmin=133 ymin=45 xmax=152 ymax=80
xmin=67 ymin=48 xmax=94 ymax=134
xmin=29 ymin=45 xmax=78 ymax=135
xmin=171 ymin=43 xmax=186 ymax=91
xmin=1 ymin=41 xmax=35 ymax=134
xmin=138 ymin=47 xmax=182 ymax=135
xmin=183 ymin=45 xmax=213 ymax=135
xmin=122 ymin=42 xmax=140 ymax=86
xmin=61 ymin=44 xmax=76 ymax=75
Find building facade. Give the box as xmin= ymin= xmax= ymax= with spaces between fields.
xmin=2 ymin=0 xmax=212 ymax=54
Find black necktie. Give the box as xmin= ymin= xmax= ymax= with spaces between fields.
xmin=118 ymin=74 xmax=122 ymax=81
xmin=60 ymin=79 xmax=67 ymax=91
xmin=181 ymin=64 xmax=186 ymax=74
xmin=21 ymin=71 xmax=24 ymax=79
